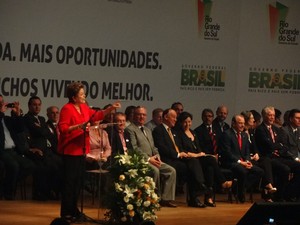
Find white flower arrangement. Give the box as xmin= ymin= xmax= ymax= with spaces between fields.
xmin=105 ymin=151 xmax=160 ymax=224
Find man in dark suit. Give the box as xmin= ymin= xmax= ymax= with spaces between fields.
xmin=280 ymin=108 xmax=300 ymax=200
xmin=0 ymin=95 xmax=35 ymax=200
xmin=195 ymin=108 xmax=219 ymax=156
xmin=23 ymin=96 xmax=62 ymax=200
xmin=282 ymin=108 xmax=300 ymax=160
xmin=153 ymin=108 xmax=207 ymax=208
xmin=107 ymin=112 xmax=132 ymax=158
xmin=46 ymin=106 xmax=60 ymax=154
xmin=212 ymin=106 xmax=230 ymax=138
xmin=126 ymin=106 xmax=177 ymax=207
xmin=220 ymin=114 xmax=264 ymax=203
xmin=255 ymin=106 xmax=300 ymax=201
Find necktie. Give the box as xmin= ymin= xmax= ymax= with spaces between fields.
xmin=237 ymin=132 xmax=242 ymax=150
xmin=140 ymin=126 xmax=146 ymax=136
xmin=268 ymin=126 xmax=275 ymax=143
xmin=119 ymin=131 xmax=127 ymax=154
xmin=208 ymin=126 xmax=217 ymax=154
xmin=167 ymin=127 xmax=179 ymax=153
xmin=220 ymin=122 xmax=224 ymax=132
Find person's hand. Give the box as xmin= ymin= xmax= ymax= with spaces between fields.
xmin=10 ymin=101 xmax=22 ymax=116
xmin=112 ymin=101 xmax=121 ymax=109
xmin=251 ymin=153 xmax=259 ymax=161
xmin=149 ymin=155 xmax=161 ymax=168
xmin=30 ymin=148 xmax=43 ymax=156
xmin=187 ymin=152 xmax=203 ymax=158
xmin=272 ymin=150 xmax=280 ymax=157
xmin=86 ymin=156 xmax=96 ymax=163
xmin=241 ymin=161 xmax=253 ymax=169
xmin=179 ymin=152 xmax=189 ymax=158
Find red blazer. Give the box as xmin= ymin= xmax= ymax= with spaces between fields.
xmin=58 ymin=102 xmax=104 ymax=156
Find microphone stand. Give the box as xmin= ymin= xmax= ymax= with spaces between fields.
xmin=79 ymin=109 xmax=105 ymax=224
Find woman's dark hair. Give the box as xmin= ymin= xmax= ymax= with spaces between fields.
xmin=66 ymin=82 xmax=84 ymax=103
xmin=177 ymin=111 xmax=193 ymax=124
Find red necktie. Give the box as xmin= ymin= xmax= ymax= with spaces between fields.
xmin=268 ymin=126 xmax=275 ymax=143
xmin=237 ymin=132 xmax=242 ymax=150
xmin=208 ymin=126 xmax=217 ymax=154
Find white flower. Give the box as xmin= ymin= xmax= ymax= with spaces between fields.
xmin=125 ymin=169 xmax=138 ymax=178
xmin=127 ymin=204 xmax=134 ymax=210
xmin=124 ymin=185 xmax=137 ymax=199
xmin=123 ymin=196 xmax=130 ymax=203
xmin=143 ymin=211 xmax=153 ymax=220
xmin=151 ymin=192 xmax=159 ymax=201
xmin=143 ymin=200 xmax=151 ymax=207
xmin=136 ymin=199 xmax=142 ymax=207
xmin=115 ymin=183 xmax=123 ymax=192
xmin=145 ymin=176 xmax=152 ymax=183
xmin=119 ymin=154 xmax=132 ymax=165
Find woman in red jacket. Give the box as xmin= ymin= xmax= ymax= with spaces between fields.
xmin=58 ymin=81 xmax=120 ymax=223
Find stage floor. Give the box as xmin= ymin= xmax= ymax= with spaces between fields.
xmin=0 ymin=192 xmax=259 ymax=225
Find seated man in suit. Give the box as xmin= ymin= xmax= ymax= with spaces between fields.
xmin=125 ymin=106 xmax=177 ymax=207
xmin=153 ymin=108 xmax=208 ymax=208
xmin=280 ymin=108 xmax=300 ymax=200
xmin=212 ymin=105 xmax=230 ymax=136
xmin=195 ymin=108 xmax=220 ymax=157
xmin=46 ymin=106 xmax=60 ymax=154
xmin=219 ymin=114 xmax=264 ymax=203
xmin=255 ymin=106 xmax=300 ymax=201
xmin=107 ymin=112 xmax=133 ymax=157
xmin=0 ymin=95 xmax=35 ymax=200
xmin=281 ymin=108 xmax=300 ymax=160
xmin=23 ymin=96 xmax=62 ymax=200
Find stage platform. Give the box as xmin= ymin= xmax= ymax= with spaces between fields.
xmin=0 ymin=191 xmax=259 ymax=225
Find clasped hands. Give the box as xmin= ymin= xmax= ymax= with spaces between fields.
xmin=149 ymin=155 xmax=162 ymax=168
xmin=240 ymin=160 xmax=253 ymax=169
xmin=179 ymin=151 xmax=206 ymax=158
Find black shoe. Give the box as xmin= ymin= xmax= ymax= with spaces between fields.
xmin=188 ymin=198 xmax=207 ymax=208
xmin=204 ymin=200 xmax=216 ymax=207
xmin=160 ymin=200 xmax=177 ymax=208
xmin=204 ymin=195 xmax=216 ymax=207
xmin=61 ymin=215 xmax=77 ymax=224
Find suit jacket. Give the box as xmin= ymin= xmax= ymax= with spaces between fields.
xmin=212 ymin=118 xmax=230 ymax=138
xmin=194 ymin=123 xmax=219 ymax=155
xmin=125 ymin=123 xmax=159 ymax=160
xmin=0 ymin=112 xmax=29 ymax=155
xmin=255 ymin=123 xmax=285 ymax=157
xmin=23 ymin=112 xmax=52 ymax=152
xmin=152 ymin=124 xmax=181 ymax=164
xmin=219 ymin=128 xmax=250 ymax=167
xmin=281 ymin=125 xmax=300 ymax=159
xmin=107 ymin=126 xmax=132 ymax=157
xmin=46 ymin=120 xmax=58 ymax=153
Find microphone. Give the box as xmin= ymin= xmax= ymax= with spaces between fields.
xmin=90 ymin=106 xmax=101 ymax=110
xmin=92 ymin=123 xmax=118 ymax=129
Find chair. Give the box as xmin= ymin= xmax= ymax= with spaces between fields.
xmin=85 ymin=169 xmax=109 ymax=205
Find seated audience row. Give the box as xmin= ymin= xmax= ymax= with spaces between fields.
xmin=1 ymin=86 xmax=299 ymax=213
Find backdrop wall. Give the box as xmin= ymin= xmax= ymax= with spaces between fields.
xmin=0 ymin=0 xmax=299 ymax=126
